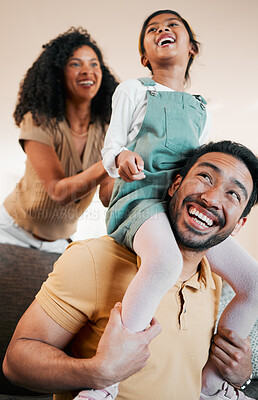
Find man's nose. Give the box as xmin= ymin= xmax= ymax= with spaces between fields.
xmin=200 ymin=188 xmax=222 ymax=209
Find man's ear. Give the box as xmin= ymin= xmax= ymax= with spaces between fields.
xmin=141 ymin=54 xmax=149 ymax=68
xmin=231 ymin=217 xmax=247 ymax=236
xmin=168 ymin=174 xmax=182 ymax=197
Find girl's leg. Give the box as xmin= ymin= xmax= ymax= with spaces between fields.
xmin=202 ymin=236 xmax=258 ymax=395
xmin=73 ymin=212 xmax=183 ymax=400
xmin=122 ymin=212 xmax=183 ymax=332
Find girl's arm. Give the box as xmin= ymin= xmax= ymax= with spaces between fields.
xmin=101 ymin=82 xmax=138 ymax=178
xmin=24 ymin=140 xmax=108 ymax=206
xmin=116 ymin=150 xmax=145 ymax=182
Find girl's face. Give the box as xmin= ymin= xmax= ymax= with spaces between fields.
xmin=63 ymin=45 xmax=102 ymax=103
xmin=142 ymin=13 xmax=196 ymax=71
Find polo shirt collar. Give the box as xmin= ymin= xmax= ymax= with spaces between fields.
xmin=137 ymin=255 xmax=216 ymax=291
xmin=182 ymin=256 xmax=216 ymax=291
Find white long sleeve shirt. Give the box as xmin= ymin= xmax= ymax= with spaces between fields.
xmin=102 ymin=79 xmax=210 ymax=178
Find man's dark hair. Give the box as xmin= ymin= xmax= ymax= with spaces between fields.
xmin=178 ymin=141 xmax=258 ymax=218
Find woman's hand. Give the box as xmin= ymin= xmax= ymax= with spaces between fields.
xmin=116 ymin=150 xmax=145 ymax=182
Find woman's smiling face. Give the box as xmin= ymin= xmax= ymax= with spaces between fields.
xmin=63 ymin=45 xmax=102 ymax=103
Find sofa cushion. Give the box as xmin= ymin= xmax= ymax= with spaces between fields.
xmin=0 ymin=243 xmax=60 ymax=396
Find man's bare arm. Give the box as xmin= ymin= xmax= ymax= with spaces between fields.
xmin=3 ymin=301 xmax=161 ymax=393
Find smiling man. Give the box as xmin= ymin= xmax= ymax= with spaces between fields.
xmin=168 ymin=151 xmax=253 ymax=252
xmin=3 ymin=141 xmax=258 ymax=400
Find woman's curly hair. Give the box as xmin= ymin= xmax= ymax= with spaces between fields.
xmin=14 ymin=27 xmax=119 ymax=127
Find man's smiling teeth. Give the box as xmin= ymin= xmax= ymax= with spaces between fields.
xmin=78 ymin=80 xmax=94 ymax=86
xmin=158 ymin=37 xmax=175 ymax=46
xmin=189 ymin=207 xmax=213 ymax=227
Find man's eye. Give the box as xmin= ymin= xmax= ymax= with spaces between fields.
xmin=229 ymin=191 xmax=240 ymax=202
xmin=198 ymin=173 xmax=211 ymax=183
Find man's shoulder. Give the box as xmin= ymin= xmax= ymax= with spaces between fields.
xmin=65 ymin=236 xmax=137 ymax=269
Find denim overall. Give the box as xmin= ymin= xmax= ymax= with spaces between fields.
xmin=106 ymin=78 xmax=207 ymax=249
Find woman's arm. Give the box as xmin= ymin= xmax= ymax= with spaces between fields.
xmin=99 ymin=175 xmax=115 ymax=207
xmin=24 ymin=140 xmax=108 ymax=206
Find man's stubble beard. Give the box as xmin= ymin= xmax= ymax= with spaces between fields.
xmin=168 ymin=193 xmax=233 ymax=252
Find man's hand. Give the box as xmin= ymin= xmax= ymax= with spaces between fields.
xmin=3 ymin=301 xmax=161 ymax=392
xmin=116 ymin=150 xmax=145 ymax=182
xmin=94 ymin=303 xmax=161 ymax=385
xmin=209 ymin=327 xmax=252 ymax=387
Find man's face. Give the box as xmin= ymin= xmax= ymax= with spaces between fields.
xmin=168 ymin=152 xmax=253 ymax=252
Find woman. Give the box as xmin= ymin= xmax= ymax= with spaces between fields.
xmin=0 ymin=27 xmax=117 ymax=253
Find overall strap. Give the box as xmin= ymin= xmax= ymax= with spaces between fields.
xmin=138 ymin=77 xmax=158 ymax=97
xmin=138 ymin=77 xmax=156 ymax=86
xmin=192 ymin=94 xmax=207 ymax=110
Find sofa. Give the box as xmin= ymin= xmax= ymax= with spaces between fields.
xmin=0 ymin=243 xmax=257 ymax=399
xmin=0 ymin=243 xmax=58 ymax=400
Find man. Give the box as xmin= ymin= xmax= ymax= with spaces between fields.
xmin=3 ymin=141 xmax=258 ymax=400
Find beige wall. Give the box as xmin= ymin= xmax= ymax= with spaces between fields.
xmin=0 ymin=0 xmax=257 ymax=258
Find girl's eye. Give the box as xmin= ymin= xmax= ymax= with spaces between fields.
xmin=147 ymin=27 xmax=157 ymax=33
xmin=169 ymin=23 xmax=178 ymax=27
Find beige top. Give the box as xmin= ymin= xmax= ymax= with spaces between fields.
xmin=4 ymin=113 xmax=106 ymax=240
xmin=36 ymin=236 xmax=222 ymax=400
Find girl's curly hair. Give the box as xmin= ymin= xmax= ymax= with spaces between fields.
xmin=14 ymin=27 xmax=119 ymax=127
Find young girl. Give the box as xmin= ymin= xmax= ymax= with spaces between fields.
xmin=76 ymin=10 xmax=258 ymax=400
